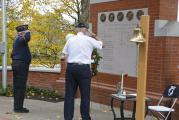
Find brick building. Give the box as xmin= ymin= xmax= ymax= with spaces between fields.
xmin=89 ymin=0 xmax=179 ymax=96
xmin=88 ymin=0 xmax=179 ymax=119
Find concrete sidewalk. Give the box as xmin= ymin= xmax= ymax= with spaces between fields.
xmin=0 ymin=96 xmax=151 ymax=120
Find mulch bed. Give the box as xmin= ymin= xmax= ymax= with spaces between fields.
xmin=26 ymin=95 xmax=64 ymax=103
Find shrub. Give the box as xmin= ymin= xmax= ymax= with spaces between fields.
xmin=0 ymin=84 xmax=64 ymax=102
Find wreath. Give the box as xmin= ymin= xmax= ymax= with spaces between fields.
xmin=91 ymin=49 xmax=102 ymax=76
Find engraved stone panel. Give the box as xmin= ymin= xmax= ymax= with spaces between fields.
xmin=98 ymin=8 xmax=148 ymax=77
xmin=154 ymin=20 xmax=179 ymax=37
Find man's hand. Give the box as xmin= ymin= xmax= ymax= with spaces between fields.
xmin=17 ymin=31 xmax=25 ymax=37
xmin=17 ymin=30 xmax=30 ymax=37
xmin=90 ymin=33 xmax=102 ymax=42
xmin=90 ymin=32 xmax=97 ymax=38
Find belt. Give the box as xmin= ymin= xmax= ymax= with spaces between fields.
xmin=68 ymin=63 xmax=89 ymax=66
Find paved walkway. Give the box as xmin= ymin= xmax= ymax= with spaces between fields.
xmin=0 ymin=96 xmax=152 ymax=120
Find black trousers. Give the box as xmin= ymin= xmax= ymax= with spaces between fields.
xmin=64 ymin=63 xmax=91 ymax=120
xmin=12 ymin=60 xmax=29 ymax=110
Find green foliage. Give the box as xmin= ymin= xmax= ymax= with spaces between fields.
xmin=0 ymin=85 xmax=13 ymax=96
xmin=0 ymin=0 xmax=74 ymax=67
xmin=26 ymin=86 xmax=62 ymax=99
xmin=0 ymin=85 xmax=6 ymax=96
xmin=0 ymin=84 xmax=63 ymax=102
xmin=91 ymin=49 xmax=102 ymax=76
xmin=29 ymin=12 xmax=71 ymax=67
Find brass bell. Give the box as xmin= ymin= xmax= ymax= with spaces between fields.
xmin=130 ymin=25 xmax=145 ymax=43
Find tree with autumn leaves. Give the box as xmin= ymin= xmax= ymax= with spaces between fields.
xmin=1 ymin=0 xmax=73 ymax=67
xmin=0 ymin=0 xmax=101 ymax=75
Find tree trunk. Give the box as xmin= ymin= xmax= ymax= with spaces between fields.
xmin=79 ymin=0 xmax=90 ymax=27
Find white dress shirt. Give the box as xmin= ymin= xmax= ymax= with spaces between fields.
xmin=62 ymin=32 xmax=103 ymax=64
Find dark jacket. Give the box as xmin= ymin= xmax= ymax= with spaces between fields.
xmin=12 ymin=32 xmax=31 ymax=64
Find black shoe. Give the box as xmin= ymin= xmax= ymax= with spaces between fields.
xmin=14 ymin=108 xmax=29 ymax=113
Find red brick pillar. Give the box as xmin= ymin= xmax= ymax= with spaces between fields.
xmin=53 ymin=58 xmax=66 ymax=95
xmin=159 ymin=0 xmax=178 ymax=20
xmin=60 ymin=58 xmax=66 ymax=78
xmin=158 ymin=0 xmax=178 ymax=87
xmin=158 ymin=1 xmax=179 ymax=119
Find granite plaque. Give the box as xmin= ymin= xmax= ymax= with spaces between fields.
xmin=98 ymin=8 xmax=148 ymax=77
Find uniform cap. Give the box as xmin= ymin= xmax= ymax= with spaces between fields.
xmin=75 ymin=23 xmax=88 ymax=28
xmin=15 ymin=24 xmax=28 ymax=32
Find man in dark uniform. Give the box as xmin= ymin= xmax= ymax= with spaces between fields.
xmin=11 ymin=25 xmax=31 ymax=113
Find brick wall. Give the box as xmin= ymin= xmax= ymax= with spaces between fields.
xmin=159 ymin=0 xmax=178 ymax=20
xmin=89 ymin=0 xmax=179 ymax=119
xmin=0 ymin=70 xmax=63 ymax=93
xmin=89 ymin=0 xmax=179 ymax=95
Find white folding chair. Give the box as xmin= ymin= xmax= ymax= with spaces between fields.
xmin=148 ymin=84 xmax=179 ymax=120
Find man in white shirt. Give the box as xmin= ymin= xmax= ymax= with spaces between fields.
xmin=62 ymin=23 xmax=103 ymax=120
xmin=65 ymin=33 xmax=75 ymax=41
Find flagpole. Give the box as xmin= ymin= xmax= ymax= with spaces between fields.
xmin=2 ymin=0 xmax=7 ymax=90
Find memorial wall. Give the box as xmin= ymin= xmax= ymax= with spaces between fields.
xmin=88 ymin=0 xmax=179 ymax=118
xmin=98 ymin=8 xmax=148 ymax=77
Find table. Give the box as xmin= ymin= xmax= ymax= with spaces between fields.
xmin=111 ymin=94 xmax=149 ymax=120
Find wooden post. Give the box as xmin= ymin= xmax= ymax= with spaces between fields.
xmin=136 ymin=15 xmax=150 ymax=120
